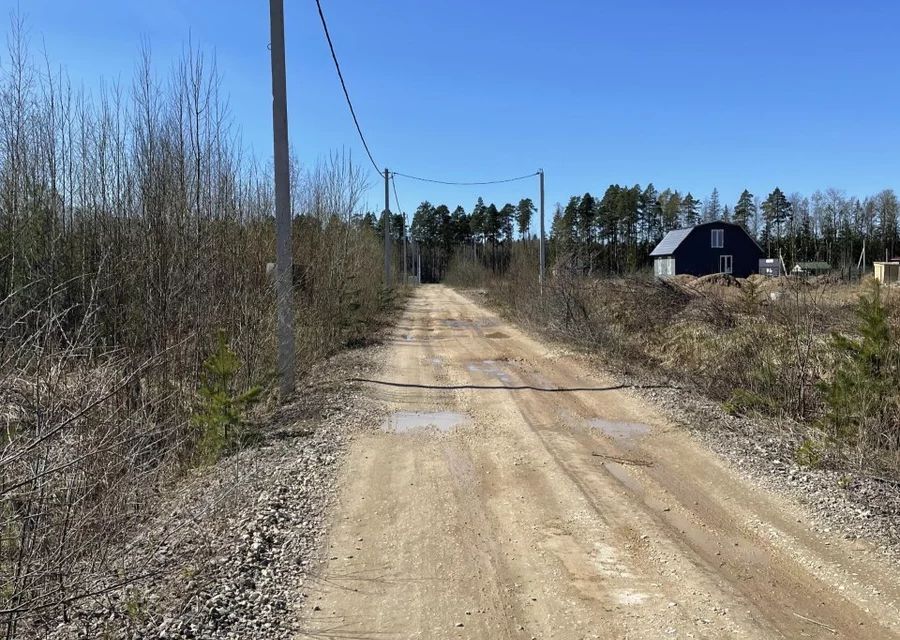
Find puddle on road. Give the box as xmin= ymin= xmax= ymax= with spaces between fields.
xmin=442 ymin=319 xmax=473 ymax=329
xmin=615 ymin=589 xmax=650 ymax=606
xmin=441 ymin=317 xmax=501 ymax=331
xmin=382 ymin=411 xmax=468 ymax=434
xmin=588 ymin=418 xmax=651 ymax=440
xmin=466 ymin=360 xmax=514 ymax=385
xmin=484 ymin=331 xmax=509 ymax=339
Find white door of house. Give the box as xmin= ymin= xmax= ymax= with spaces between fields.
xmin=720 ymin=255 xmax=733 ymax=274
xmin=655 ymin=257 xmax=675 ymax=277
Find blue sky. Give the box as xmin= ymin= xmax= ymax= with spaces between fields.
xmin=5 ymin=0 xmax=900 ymax=223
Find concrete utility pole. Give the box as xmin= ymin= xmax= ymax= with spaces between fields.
xmin=269 ymin=0 xmax=294 ymax=396
xmin=402 ymin=212 xmax=407 ymax=285
xmin=539 ymin=169 xmax=545 ymax=292
xmin=384 ymin=169 xmax=392 ymax=287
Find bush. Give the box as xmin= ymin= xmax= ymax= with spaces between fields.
xmin=820 ymin=281 xmax=900 ymax=457
xmin=0 ymin=17 xmax=390 ymax=634
xmin=192 ymin=331 xmax=262 ymax=462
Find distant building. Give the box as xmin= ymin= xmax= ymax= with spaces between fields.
xmin=874 ymin=261 xmax=900 ymax=284
xmin=650 ymin=221 xmax=764 ymax=278
xmin=791 ymin=262 xmax=831 ymax=277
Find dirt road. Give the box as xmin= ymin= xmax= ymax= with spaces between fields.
xmin=300 ymin=285 xmax=900 ymax=639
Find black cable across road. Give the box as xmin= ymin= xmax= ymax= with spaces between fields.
xmin=314 ymin=0 xmax=381 ymax=173
xmin=391 ymin=170 xmax=540 ymax=186
xmin=347 ymin=377 xmax=683 ymax=393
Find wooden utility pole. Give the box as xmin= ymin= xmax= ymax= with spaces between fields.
xmin=384 ymin=169 xmax=392 ymax=287
xmin=269 ymin=0 xmax=294 ymax=396
xmin=539 ymin=169 xmax=545 ymax=292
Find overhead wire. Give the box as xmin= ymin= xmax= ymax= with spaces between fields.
xmin=314 ymin=0 xmax=381 ymax=173
xmin=390 ymin=173 xmax=403 ymax=215
xmin=391 ymin=171 xmax=539 ymax=186
xmin=314 ymin=1 xmax=538 ymax=189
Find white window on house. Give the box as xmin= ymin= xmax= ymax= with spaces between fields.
xmin=711 ymin=228 xmax=724 ymax=248
xmin=720 ymin=255 xmax=733 ymax=274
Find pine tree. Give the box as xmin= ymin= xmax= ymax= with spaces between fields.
xmin=681 ymin=192 xmax=701 ymax=226
xmin=576 ymin=193 xmax=595 ymax=271
xmin=391 ymin=213 xmax=405 ymax=242
xmin=732 ymin=189 xmax=755 ymax=231
xmin=621 ymin=185 xmax=642 ymax=270
xmin=470 ymin=197 xmax=486 ymax=245
xmin=551 ymin=202 xmax=575 ymax=265
xmin=361 ymin=211 xmax=378 ymax=232
xmin=483 ymin=204 xmax=500 ymax=243
xmin=597 ymin=186 xmax=622 ymax=271
xmin=193 ymin=330 xmax=262 ymax=460
xmin=660 ymin=189 xmax=682 ymax=231
xmin=640 ymin=183 xmax=662 ymax=243
xmin=515 ymin=198 xmax=535 ymax=239
xmin=499 ymin=203 xmax=516 ymax=244
xmin=821 ymin=282 xmax=900 ymax=448
xmin=451 ymin=205 xmax=470 ymax=243
xmin=877 ymin=189 xmax=899 ymax=258
xmin=761 ymin=187 xmax=792 ymax=255
xmin=703 ymin=188 xmax=721 ymax=221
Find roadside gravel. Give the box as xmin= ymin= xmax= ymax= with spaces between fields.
xmin=635 ymin=381 xmax=900 ymax=560
xmin=38 ymin=342 xmax=387 ymax=640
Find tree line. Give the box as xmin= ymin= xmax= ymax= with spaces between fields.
xmin=399 ymin=183 xmax=900 ymax=280
xmin=550 ymin=184 xmax=899 ymax=274
xmin=364 ymin=197 xmax=536 ymax=282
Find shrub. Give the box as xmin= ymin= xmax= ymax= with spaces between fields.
xmin=820 ymin=281 xmax=900 ymax=456
xmin=192 ymin=331 xmax=262 ymax=462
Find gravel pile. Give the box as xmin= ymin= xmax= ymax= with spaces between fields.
xmin=638 ymin=383 xmax=900 ymax=560
xmin=34 ymin=344 xmax=386 ymax=640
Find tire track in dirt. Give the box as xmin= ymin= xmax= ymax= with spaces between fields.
xmin=298 ymin=285 xmax=900 ymax=640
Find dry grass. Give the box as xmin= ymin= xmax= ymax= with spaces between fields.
xmin=450 ymin=255 xmax=900 ymax=479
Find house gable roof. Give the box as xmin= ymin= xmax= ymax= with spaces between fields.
xmin=649 ymin=228 xmax=692 ymax=257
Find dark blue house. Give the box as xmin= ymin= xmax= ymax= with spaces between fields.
xmin=650 ymin=221 xmax=763 ymax=278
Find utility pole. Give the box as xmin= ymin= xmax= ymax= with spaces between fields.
xmin=401 ymin=212 xmax=407 ymax=285
xmin=269 ymin=0 xmax=294 ymax=396
xmin=539 ymin=169 xmax=545 ymax=293
xmin=384 ymin=169 xmax=392 ymax=287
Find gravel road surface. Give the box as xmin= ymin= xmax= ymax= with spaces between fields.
xmin=304 ymin=284 xmax=900 ymax=640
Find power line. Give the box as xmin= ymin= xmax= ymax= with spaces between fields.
xmin=313 ymin=2 xmax=539 ymax=189
xmin=390 ymin=173 xmax=403 ymax=214
xmin=391 ymin=170 xmax=539 ymax=186
xmin=314 ymin=0 xmax=380 ymax=173
xmin=391 ymin=173 xmax=409 ymax=284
